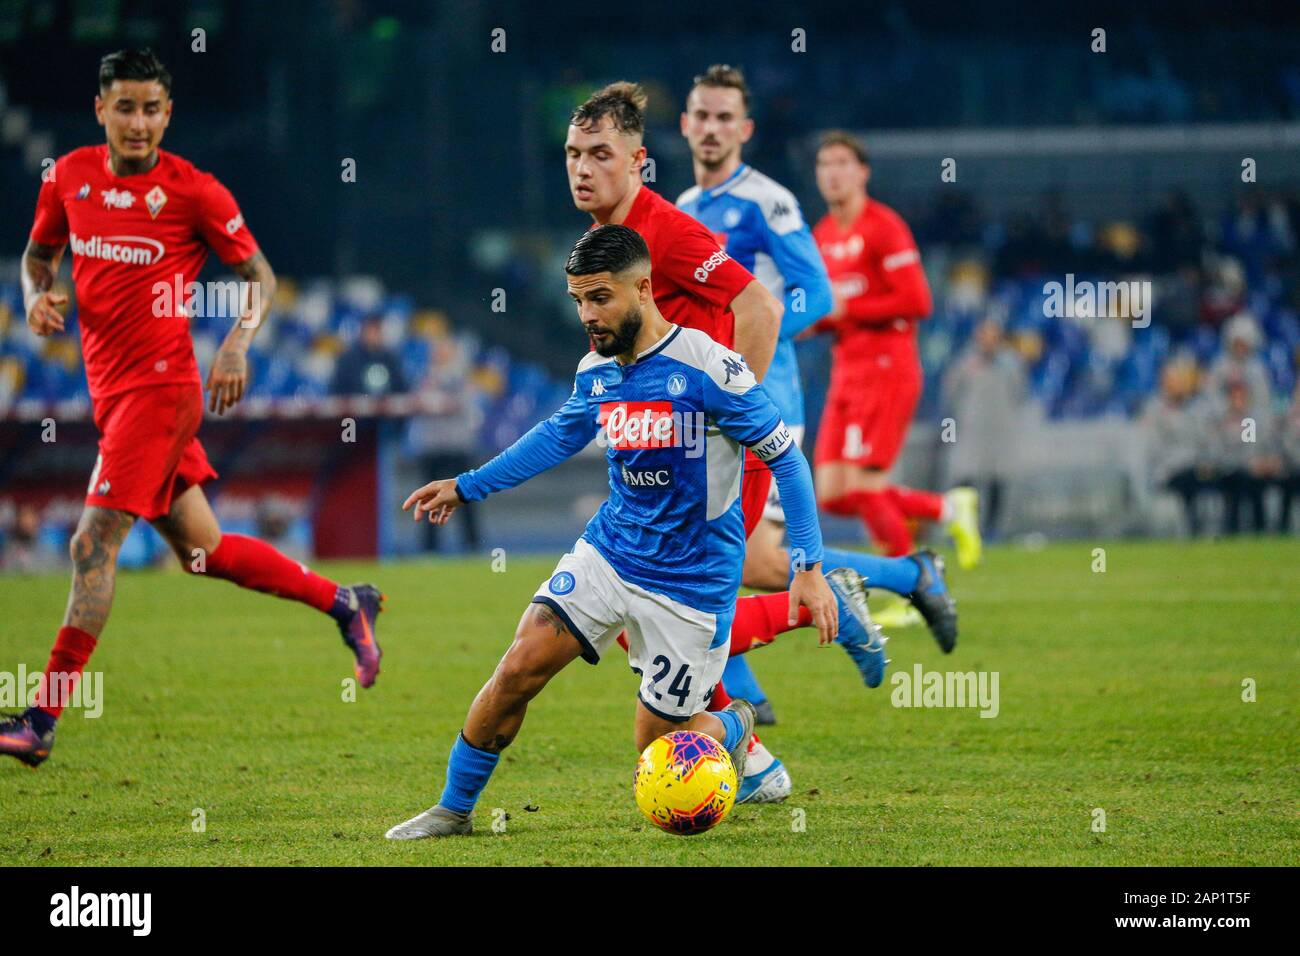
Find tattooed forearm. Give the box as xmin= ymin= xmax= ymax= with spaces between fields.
xmin=62 ymin=508 xmax=135 ymax=636
xmin=224 ymin=251 xmax=276 ymax=350
xmin=21 ymin=240 xmax=63 ymax=306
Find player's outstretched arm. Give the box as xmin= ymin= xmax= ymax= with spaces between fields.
xmin=403 ymin=478 xmax=462 ymax=525
xmin=407 ymin=380 xmax=598 ymax=521
xmin=21 ymin=240 xmax=68 ymax=337
xmin=206 ymin=251 xmax=277 ymax=415
xmin=728 ymin=280 xmax=782 ymax=382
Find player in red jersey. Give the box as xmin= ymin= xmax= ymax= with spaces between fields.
xmin=0 ymin=49 xmax=384 ymax=769
xmin=809 ymin=131 xmax=982 ymax=568
xmin=562 ymin=84 xmax=888 ymax=803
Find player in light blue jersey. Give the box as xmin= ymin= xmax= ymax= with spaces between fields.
xmin=677 ymin=66 xmax=958 ymax=801
xmin=385 ymin=225 xmax=876 ymax=839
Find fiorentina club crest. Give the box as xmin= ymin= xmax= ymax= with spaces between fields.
xmin=145 ymin=185 xmax=168 ymax=218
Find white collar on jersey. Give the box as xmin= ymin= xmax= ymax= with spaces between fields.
xmin=618 ymin=324 xmax=680 ymax=366
xmin=703 ymin=163 xmax=753 ymax=199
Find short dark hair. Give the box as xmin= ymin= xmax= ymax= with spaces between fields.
xmin=570 ymin=81 xmax=647 ymax=136
xmin=691 ymin=63 xmax=750 ymax=113
xmin=817 ymin=129 xmax=869 ymax=165
xmin=565 ymin=224 xmax=650 ymax=277
xmin=99 ymin=47 xmax=172 ymax=94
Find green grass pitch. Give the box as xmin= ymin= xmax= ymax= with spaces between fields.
xmin=1 ymin=538 xmax=1296 ymax=866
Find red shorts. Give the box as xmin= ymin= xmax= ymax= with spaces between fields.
xmin=741 ymin=463 xmax=772 ymax=538
xmin=813 ymin=372 xmax=921 ymax=470
xmin=86 ymin=383 xmax=217 ymax=520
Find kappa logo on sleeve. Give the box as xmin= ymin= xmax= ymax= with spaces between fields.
xmin=720 ymin=355 xmax=748 ymax=385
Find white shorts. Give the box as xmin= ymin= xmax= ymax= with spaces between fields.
xmin=531 ymin=538 xmax=732 ymax=722
xmin=761 ymin=424 xmax=805 ymax=525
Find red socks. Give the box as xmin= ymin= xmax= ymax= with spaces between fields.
xmin=819 ymin=494 xmax=858 ymax=518
xmin=204 ymin=534 xmax=338 ymax=613
xmin=824 ymin=486 xmax=946 ymax=556
xmin=730 ymin=593 xmax=813 ymax=656
xmin=32 ymin=537 xmax=336 ymax=722
xmin=848 ymin=489 xmax=914 ymax=556
xmin=36 ymin=626 xmax=98 ymax=718
xmin=886 ymin=486 xmax=945 ymax=522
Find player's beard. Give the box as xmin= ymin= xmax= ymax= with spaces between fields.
xmin=696 ymin=142 xmax=733 ymax=170
xmin=589 ymin=305 xmax=642 ymax=358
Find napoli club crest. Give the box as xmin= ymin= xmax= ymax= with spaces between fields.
xmin=667 ymin=372 xmax=687 ymax=396
xmin=549 ymin=572 xmax=576 ymax=595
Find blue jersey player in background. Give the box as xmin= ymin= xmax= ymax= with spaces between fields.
xmin=386 ymin=225 xmax=865 ymax=840
xmin=677 ymin=65 xmax=959 ymax=801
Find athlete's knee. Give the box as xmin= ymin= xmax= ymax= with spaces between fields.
xmin=856 ymin=469 xmax=888 ymax=491
xmin=492 ymin=640 xmax=554 ymax=703
xmin=68 ymin=529 xmax=98 ymax=569
xmin=69 ymin=511 xmax=131 ymax=571
xmin=814 ymin=469 xmax=839 ymax=503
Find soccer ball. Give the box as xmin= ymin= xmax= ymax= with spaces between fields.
xmin=633 ymin=730 xmax=737 ymax=835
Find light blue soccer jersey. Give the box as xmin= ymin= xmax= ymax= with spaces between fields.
xmin=455 ymin=325 xmax=823 ymax=613
xmin=677 ymin=164 xmax=832 ymax=427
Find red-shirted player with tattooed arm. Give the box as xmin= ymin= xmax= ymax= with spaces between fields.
xmin=809 ymin=131 xmax=983 ymax=567
xmin=562 ymin=84 xmax=887 ymax=803
xmin=1 ymin=49 xmax=384 ymax=768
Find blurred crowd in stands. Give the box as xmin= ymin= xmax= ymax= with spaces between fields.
xmin=915 ymin=185 xmax=1300 ymax=537
xmin=0 ymin=273 xmax=570 ymax=446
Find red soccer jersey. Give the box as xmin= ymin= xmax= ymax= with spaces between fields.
xmin=813 ymin=198 xmax=931 ymax=382
xmin=29 ymin=145 xmax=260 ymax=401
xmin=620 ymin=185 xmax=754 ymax=349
